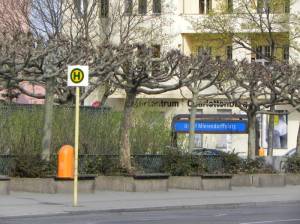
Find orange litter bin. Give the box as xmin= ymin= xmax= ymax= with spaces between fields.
xmin=57 ymin=145 xmax=74 ymax=179
xmin=258 ymin=147 xmax=265 ymax=157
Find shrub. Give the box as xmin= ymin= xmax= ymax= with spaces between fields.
xmin=162 ymin=147 xmax=193 ymax=176
xmin=163 ymin=147 xmax=224 ymax=175
xmin=240 ymin=157 xmax=275 ymax=174
xmin=222 ymin=151 xmax=242 ymax=174
xmin=10 ymin=155 xmax=55 ymax=178
xmin=162 ymin=147 xmax=278 ymax=175
xmin=285 ymin=156 xmax=300 ymax=173
xmin=78 ymin=155 xmax=124 ymax=175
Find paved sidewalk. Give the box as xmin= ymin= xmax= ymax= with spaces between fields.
xmin=1 ymin=186 xmax=300 ymax=218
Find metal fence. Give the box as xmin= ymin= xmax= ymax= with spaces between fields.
xmin=0 ymin=155 xmax=14 ymax=176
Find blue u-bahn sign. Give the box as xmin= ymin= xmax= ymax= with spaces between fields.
xmin=172 ymin=114 xmax=248 ymax=134
xmin=174 ymin=120 xmax=248 ymax=134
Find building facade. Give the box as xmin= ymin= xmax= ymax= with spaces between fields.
xmin=82 ymin=0 xmax=300 ymax=155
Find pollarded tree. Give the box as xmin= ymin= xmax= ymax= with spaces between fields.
xmin=216 ymin=60 xmax=286 ymax=159
xmin=109 ymin=44 xmax=187 ymax=172
xmin=0 ymin=0 xmax=31 ymax=102
xmin=0 ymin=33 xmax=34 ymax=102
xmin=180 ymin=52 xmax=222 ymax=152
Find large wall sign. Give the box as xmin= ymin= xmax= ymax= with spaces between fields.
xmin=187 ymin=99 xmax=248 ymax=108
xmin=135 ymin=100 xmax=179 ymax=108
xmin=171 ymin=114 xmax=248 ymax=134
xmin=174 ymin=120 xmax=248 ymax=134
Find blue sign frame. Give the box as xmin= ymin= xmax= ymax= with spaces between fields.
xmin=174 ymin=120 xmax=248 ymax=134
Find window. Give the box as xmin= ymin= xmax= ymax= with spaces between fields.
xmin=199 ymin=0 xmax=205 ymax=14
xmin=255 ymin=45 xmax=272 ymax=60
xmin=199 ymin=0 xmax=212 ymax=14
xmin=254 ymin=45 xmax=273 ymax=65
xmin=284 ymin=0 xmax=290 ymax=13
xmin=257 ymin=0 xmax=270 ymax=14
xmin=215 ymin=55 xmax=221 ymax=61
xmin=283 ymin=45 xmax=289 ymax=61
xmin=125 ymin=0 xmax=133 ymax=15
xmin=100 ymin=0 xmax=109 ymax=17
xmin=273 ymin=114 xmax=288 ymax=149
xmin=256 ymin=46 xmax=263 ymax=59
xmin=257 ymin=0 xmax=289 ymax=14
xmin=259 ymin=112 xmax=288 ymax=149
xmin=137 ymin=44 xmax=146 ymax=57
xmin=194 ymin=110 xmax=203 ymax=148
xmin=152 ymin=61 xmax=160 ymax=76
xmin=188 ymin=110 xmax=204 ymax=150
xmin=227 ymin=0 xmax=233 ymax=13
xmin=198 ymin=46 xmax=212 ymax=56
xmin=206 ymin=0 xmax=212 ymax=13
xmin=226 ymin=46 xmax=232 ymax=60
xmin=74 ymin=0 xmax=80 ymax=15
xmin=153 ymin=0 xmax=161 ymax=14
xmin=152 ymin=44 xmax=161 ymax=58
xmin=74 ymin=0 xmax=88 ymax=17
xmin=198 ymin=0 xmax=212 ymax=14
xmin=139 ymin=0 xmax=147 ymax=15
xmin=264 ymin=45 xmax=271 ymax=58
xmin=257 ymin=0 xmax=263 ymax=13
xmin=216 ymin=109 xmax=232 ymax=151
xmin=151 ymin=45 xmax=161 ymax=76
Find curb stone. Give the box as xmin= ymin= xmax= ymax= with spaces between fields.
xmin=2 ymin=200 xmax=300 ymax=219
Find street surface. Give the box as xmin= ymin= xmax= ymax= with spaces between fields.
xmin=1 ymin=203 xmax=300 ymax=224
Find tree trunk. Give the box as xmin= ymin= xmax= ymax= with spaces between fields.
xmin=247 ymin=108 xmax=257 ymax=160
xmin=100 ymin=88 xmax=111 ymax=107
xmin=255 ymin=117 xmax=260 ymax=155
xmin=268 ymin=105 xmax=275 ymax=156
xmin=296 ymin=122 xmax=300 ymax=157
xmin=41 ymin=78 xmax=55 ymax=161
xmin=188 ymin=94 xmax=198 ymax=153
xmin=119 ymin=91 xmax=136 ymax=173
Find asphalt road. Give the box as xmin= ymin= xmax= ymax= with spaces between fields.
xmin=1 ymin=203 xmax=300 ymax=224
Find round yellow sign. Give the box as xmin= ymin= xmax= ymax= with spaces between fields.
xmin=70 ymin=68 xmax=84 ymax=84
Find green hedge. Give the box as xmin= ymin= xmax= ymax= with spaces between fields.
xmin=0 ymin=105 xmax=171 ymax=155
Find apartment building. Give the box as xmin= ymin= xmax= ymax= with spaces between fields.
xmin=76 ymin=0 xmax=300 ymax=155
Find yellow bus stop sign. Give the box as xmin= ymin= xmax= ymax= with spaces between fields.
xmin=68 ymin=65 xmax=89 ymax=87
xmin=71 ymin=68 xmax=84 ymax=84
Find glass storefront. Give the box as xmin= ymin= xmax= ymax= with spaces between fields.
xmin=259 ymin=111 xmax=288 ymax=149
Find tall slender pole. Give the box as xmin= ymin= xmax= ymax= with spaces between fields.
xmin=73 ymin=87 xmax=80 ymax=207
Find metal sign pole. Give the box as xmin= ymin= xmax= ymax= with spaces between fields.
xmin=68 ymin=65 xmax=88 ymax=207
xmin=73 ymin=86 xmax=80 ymax=207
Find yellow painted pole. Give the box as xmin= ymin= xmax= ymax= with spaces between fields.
xmin=73 ymin=86 xmax=80 ymax=207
